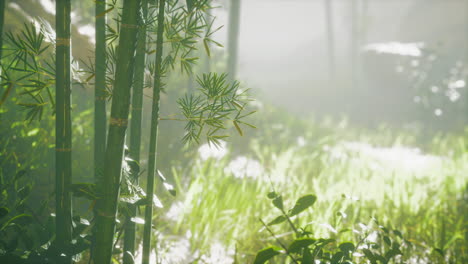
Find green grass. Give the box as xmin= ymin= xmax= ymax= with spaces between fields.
xmin=156 ymin=115 xmax=467 ymax=263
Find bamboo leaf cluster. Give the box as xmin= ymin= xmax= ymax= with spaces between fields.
xmin=1 ymin=21 xmax=83 ymax=122
xmin=178 ymin=72 xmax=255 ymax=146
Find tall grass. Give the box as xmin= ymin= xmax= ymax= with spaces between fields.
xmin=157 ymin=114 xmax=467 ymax=263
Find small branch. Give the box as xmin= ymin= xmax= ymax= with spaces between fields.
xmin=259 ymin=218 xmax=299 ymax=264
xmin=280 ymin=208 xmax=299 ymax=236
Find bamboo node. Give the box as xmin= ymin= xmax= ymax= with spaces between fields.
xmin=55 ymin=148 xmax=72 ymax=152
xmin=121 ymin=23 xmax=138 ymax=29
xmin=110 ymin=118 xmax=128 ymax=127
xmin=56 ymin=37 xmax=71 ymax=46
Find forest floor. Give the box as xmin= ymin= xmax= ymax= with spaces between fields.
xmin=135 ymin=117 xmax=468 ymax=263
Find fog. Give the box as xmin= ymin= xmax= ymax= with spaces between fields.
xmin=211 ymin=0 xmax=467 ymax=128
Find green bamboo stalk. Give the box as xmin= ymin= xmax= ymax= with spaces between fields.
xmin=123 ymin=0 xmax=148 ymax=263
xmin=142 ymin=0 xmax=166 ymax=263
xmin=227 ymin=0 xmax=241 ymax=79
xmin=466 ymin=0 xmax=468 ymax=121
xmin=93 ymin=0 xmax=141 ymax=263
xmin=55 ymin=0 xmax=72 ymax=262
xmin=95 ymin=0 xmax=107 ymax=187
xmin=0 ymin=0 xmax=5 ymax=63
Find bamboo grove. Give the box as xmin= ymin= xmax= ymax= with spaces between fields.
xmin=0 ymin=0 xmax=251 ymax=263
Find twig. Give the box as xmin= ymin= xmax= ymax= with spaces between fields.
xmin=259 ymin=218 xmax=299 ymax=264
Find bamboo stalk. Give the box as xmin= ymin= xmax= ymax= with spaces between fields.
xmin=227 ymin=0 xmax=241 ymax=79
xmin=93 ymin=0 xmax=141 ymax=263
xmin=95 ymin=0 xmax=107 ymax=186
xmin=55 ymin=0 xmax=72 ymax=263
xmin=123 ymin=0 xmax=148 ymax=263
xmin=0 ymin=0 xmax=5 ymax=63
xmin=142 ymin=0 xmax=166 ymax=263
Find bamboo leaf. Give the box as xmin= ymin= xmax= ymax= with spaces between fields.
xmin=233 ymin=120 xmax=243 ymax=136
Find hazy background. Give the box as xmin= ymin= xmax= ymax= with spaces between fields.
xmin=21 ymin=0 xmax=467 ymax=128
xmin=206 ymin=0 xmax=468 ymax=129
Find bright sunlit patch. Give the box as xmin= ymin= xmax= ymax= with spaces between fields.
xmin=446 ymin=89 xmax=460 ymax=102
xmin=165 ymin=201 xmax=186 ymax=221
xmin=342 ymin=142 xmax=444 ymax=173
xmin=224 ymin=156 xmax=264 ymax=179
xmin=364 ymin=42 xmax=425 ymax=57
xmin=159 ymin=237 xmax=192 ymax=264
xmin=448 ymin=79 xmax=465 ymax=89
xmin=78 ymin=24 xmax=96 ymax=44
xmin=39 ymin=0 xmax=55 ymax=15
xmin=249 ymin=99 xmax=264 ymax=109
xmin=200 ymin=242 xmax=234 ymax=264
xmin=296 ymin=136 xmax=306 ymax=147
xmin=319 ymin=223 xmax=337 ymax=234
xmin=198 ymin=141 xmax=228 ymax=161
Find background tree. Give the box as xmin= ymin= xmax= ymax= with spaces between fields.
xmin=0 ymin=0 xmax=5 ymax=65
xmin=324 ymin=0 xmax=335 ymax=87
xmin=55 ymin=0 xmax=72 ymax=262
xmin=227 ymin=0 xmax=241 ymax=79
xmin=351 ymin=0 xmax=359 ymax=92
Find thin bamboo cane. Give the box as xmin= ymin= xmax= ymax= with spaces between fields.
xmin=123 ymin=0 xmax=148 ymax=263
xmin=0 ymin=0 xmax=5 ymax=63
xmin=142 ymin=0 xmax=166 ymax=263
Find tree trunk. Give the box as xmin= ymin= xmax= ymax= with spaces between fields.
xmin=361 ymin=0 xmax=368 ymax=45
xmin=465 ymin=0 xmax=468 ymax=123
xmin=93 ymin=0 xmax=141 ymax=263
xmin=0 ymin=0 xmax=5 ymax=62
xmin=351 ymin=0 xmax=359 ymax=92
xmin=123 ymin=0 xmax=148 ymax=263
xmin=95 ymin=0 xmax=107 ymax=187
xmin=324 ymin=0 xmax=335 ymax=86
xmin=142 ymin=0 xmax=166 ymax=263
xmin=55 ymin=0 xmax=72 ymax=263
xmin=227 ymin=0 xmax=241 ymax=79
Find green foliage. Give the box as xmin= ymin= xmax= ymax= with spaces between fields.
xmin=254 ymin=247 xmax=282 ymax=264
xmin=166 ymin=111 xmax=466 ymax=263
xmin=255 ymin=192 xmax=411 ymax=264
xmin=0 ymin=167 xmax=92 ymax=263
xmin=178 ymin=72 xmax=254 ymax=145
xmin=1 ymin=22 xmax=55 ymax=121
xmin=0 ymin=21 xmax=85 ymax=122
